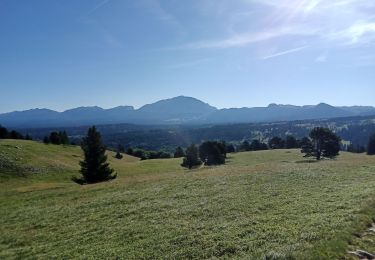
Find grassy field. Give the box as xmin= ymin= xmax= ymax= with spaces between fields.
xmin=1 ymin=139 xmax=375 ymax=259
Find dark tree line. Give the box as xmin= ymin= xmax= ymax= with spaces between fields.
xmin=238 ymin=135 xmax=300 ymax=152
xmin=126 ymin=147 xmax=171 ymax=160
xmin=368 ymin=133 xmax=375 ymax=155
xmin=43 ymin=131 xmax=69 ymax=145
xmin=0 ymin=125 xmax=31 ymax=140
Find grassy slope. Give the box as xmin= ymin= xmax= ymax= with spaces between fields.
xmin=1 ymin=139 xmax=375 ymax=259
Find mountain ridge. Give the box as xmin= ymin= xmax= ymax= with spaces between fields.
xmin=1 ymin=96 xmax=375 ymax=128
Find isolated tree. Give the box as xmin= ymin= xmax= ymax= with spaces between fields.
xmin=301 ymin=127 xmax=341 ymax=160
xmin=181 ymin=144 xmax=202 ymax=169
xmin=75 ymin=126 xmax=116 ymax=184
xmin=269 ymin=137 xmax=285 ymax=149
xmin=115 ymin=151 xmax=123 ymax=159
xmin=285 ymin=135 xmax=298 ymax=149
xmin=199 ymin=141 xmax=226 ymax=165
xmin=174 ymin=146 xmax=185 ymax=158
xmin=367 ymin=133 xmax=375 ymax=155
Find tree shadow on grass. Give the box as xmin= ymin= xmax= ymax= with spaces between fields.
xmin=295 ymin=159 xmax=319 ymax=164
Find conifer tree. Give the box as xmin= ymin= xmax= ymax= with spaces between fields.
xmin=301 ymin=127 xmax=340 ymax=160
xmin=74 ymin=126 xmax=116 ymax=184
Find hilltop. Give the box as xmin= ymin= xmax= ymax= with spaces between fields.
xmin=1 ymin=96 xmax=375 ymax=128
xmin=1 ymin=139 xmax=375 ymax=258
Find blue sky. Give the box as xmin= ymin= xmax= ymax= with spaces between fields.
xmin=0 ymin=0 xmax=374 ymax=113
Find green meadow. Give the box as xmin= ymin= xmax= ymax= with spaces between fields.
xmin=1 ymin=139 xmax=375 ymax=259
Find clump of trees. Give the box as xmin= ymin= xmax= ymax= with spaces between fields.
xmin=367 ymin=133 xmax=375 ymax=155
xmin=126 ymin=147 xmax=171 ymax=160
xmin=181 ymin=141 xmax=228 ymax=169
xmin=73 ymin=126 xmax=116 ymax=184
xmin=0 ymin=125 xmax=31 ymax=140
xmin=285 ymin=135 xmax=299 ymax=149
xmin=181 ymin=144 xmax=202 ymax=169
xmin=199 ymin=141 xmax=226 ymax=166
xmin=301 ymin=127 xmax=341 ymax=160
xmin=43 ymin=131 xmax=69 ymax=145
xmin=268 ymin=137 xmax=285 ymax=149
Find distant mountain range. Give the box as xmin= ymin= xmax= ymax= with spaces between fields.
xmin=1 ymin=96 xmax=375 ymax=128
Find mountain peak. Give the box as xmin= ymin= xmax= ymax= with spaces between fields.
xmin=1 ymin=97 xmax=374 ymax=128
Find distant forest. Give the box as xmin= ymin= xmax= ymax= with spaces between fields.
xmin=15 ymin=115 xmax=375 ymax=152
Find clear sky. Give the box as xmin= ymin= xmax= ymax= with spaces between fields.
xmin=0 ymin=0 xmax=374 ymax=113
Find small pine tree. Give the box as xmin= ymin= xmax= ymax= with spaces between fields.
xmin=181 ymin=144 xmax=202 ymax=169
xmin=174 ymin=146 xmax=185 ymax=158
xmin=367 ymin=133 xmax=375 ymax=155
xmin=115 ymin=151 xmax=123 ymax=159
xmin=74 ymin=126 xmax=116 ymax=184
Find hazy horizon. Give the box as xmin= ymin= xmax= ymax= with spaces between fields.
xmin=2 ymin=95 xmax=375 ymax=114
xmin=1 ymin=0 xmax=374 ymax=113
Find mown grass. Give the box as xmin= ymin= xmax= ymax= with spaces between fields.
xmin=1 ymin=139 xmax=375 ymax=259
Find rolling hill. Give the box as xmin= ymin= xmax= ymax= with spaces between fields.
xmin=1 ymin=139 xmax=375 ymax=258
